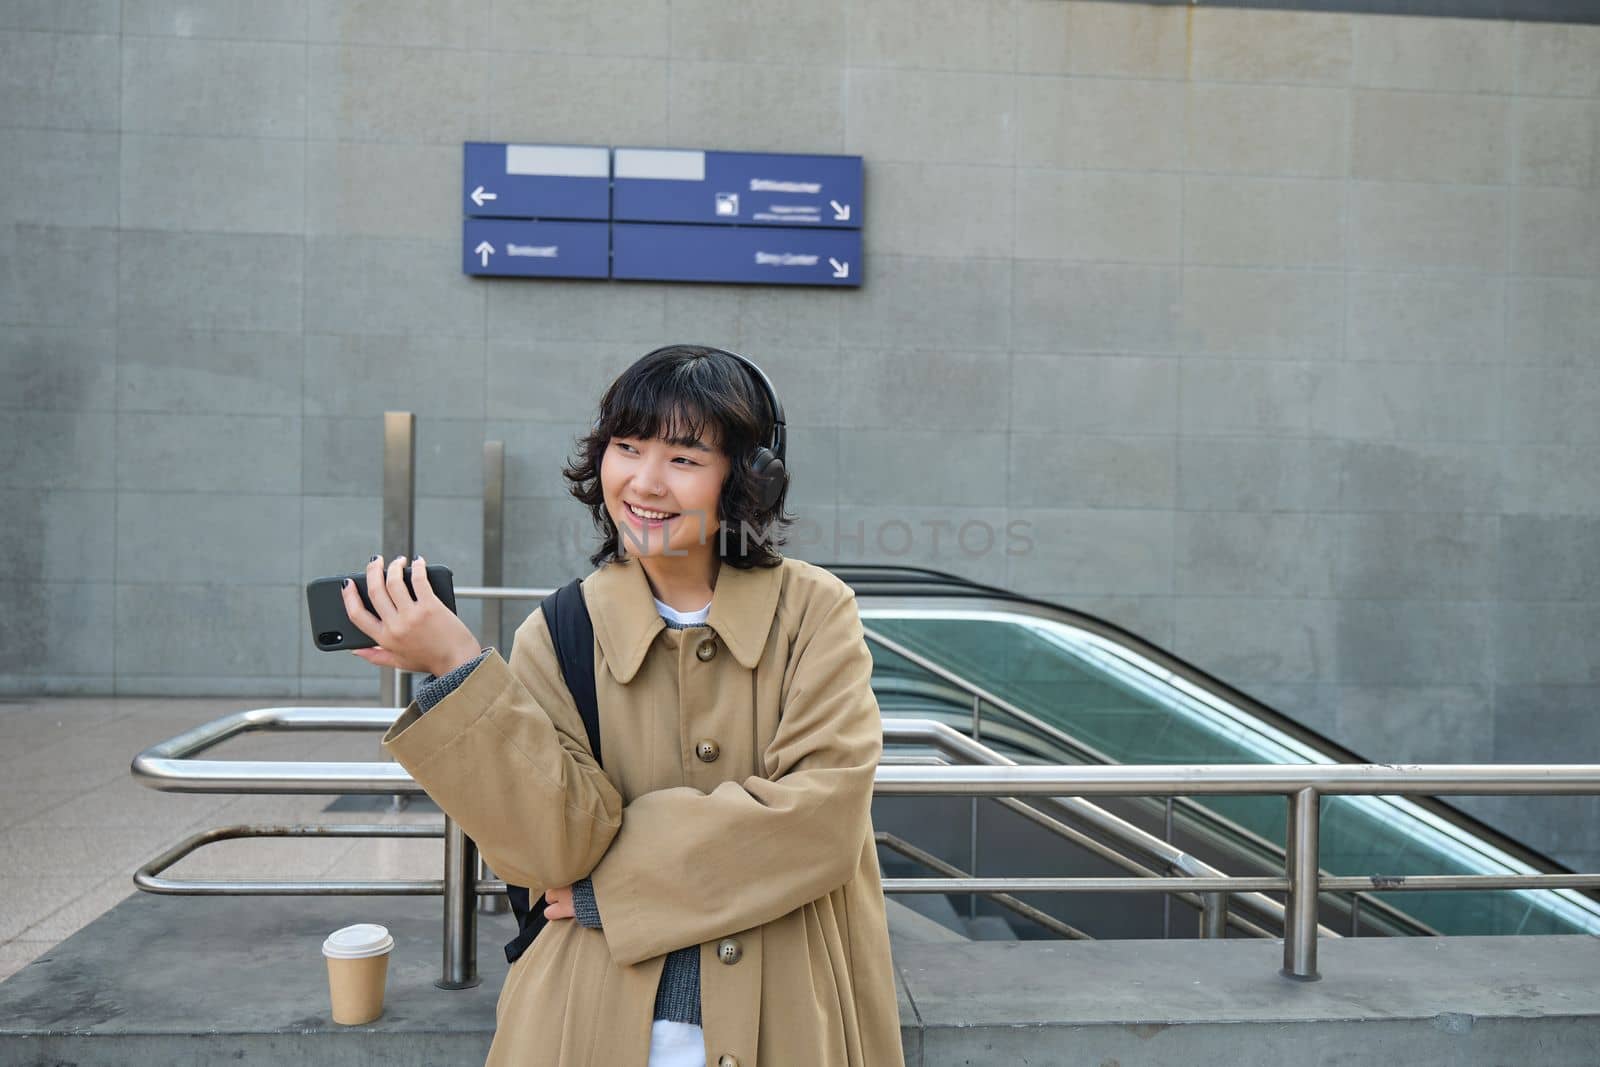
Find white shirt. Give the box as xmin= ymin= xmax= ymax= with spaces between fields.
xmin=648 ymin=1019 xmax=706 ymax=1067
xmin=652 ymin=596 xmax=711 ymax=627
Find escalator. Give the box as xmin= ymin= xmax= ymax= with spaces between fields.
xmin=834 ymin=563 xmax=1600 ymax=940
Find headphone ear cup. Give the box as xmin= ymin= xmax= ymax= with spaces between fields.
xmin=748 ymin=448 xmax=787 ymax=512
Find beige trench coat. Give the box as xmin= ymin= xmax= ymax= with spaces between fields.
xmin=380 ymin=555 xmax=905 ymax=1067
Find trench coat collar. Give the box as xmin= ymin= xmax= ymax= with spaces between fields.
xmin=583 ymin=556 xmax=783 ymax=683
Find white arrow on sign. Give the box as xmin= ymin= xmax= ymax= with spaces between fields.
xmin=829 ymin=200 xmax=851 ymax=222
xmin=475 ymin=241 xmax=495 ymax=268
xmin=829 ymin=258 xmax=850 ymax=279
xmin=471 ymin=186 xmax=498 ymax=207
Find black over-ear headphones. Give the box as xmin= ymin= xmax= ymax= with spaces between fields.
xmin=598 ymin=344 xmax=789 ymax=512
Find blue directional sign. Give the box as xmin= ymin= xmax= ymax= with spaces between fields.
xmin=613 ymin=149 xmax=862 ymax=229
xmin=462 ymin=219 xmax=609 ymax=279
xmin=462 ymin=143 xmax=609 ymax=220
xmin=613 ymin=224 xmax=861 ymax=287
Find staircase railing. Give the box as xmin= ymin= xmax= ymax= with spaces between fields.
xmin=131 ymin=709 xmax=1600 ymax=984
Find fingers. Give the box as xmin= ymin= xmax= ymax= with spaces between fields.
xmin=340 ymin=576 xmax=383 ymax=639
xmin=540 ymin=885 xmax=574 ymax=921
xmin=384 ymin=554 xmax=413 ymax=610
xmin=365 ymin=555 xmax=397 ymax=620
xmin=350 ymin=646 xmax=399 ymax=669
xmin=411 ymin=556 xmax=440 ymax=607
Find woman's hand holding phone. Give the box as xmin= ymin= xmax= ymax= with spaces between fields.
xmin=343 ymin=555 xmax=483 ymax=677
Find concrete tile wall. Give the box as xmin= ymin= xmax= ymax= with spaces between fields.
xmin=3 ymin=1 xmax=1599 ymax=869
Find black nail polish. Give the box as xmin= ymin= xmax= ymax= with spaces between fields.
xmin=341 ymin=578 xmax=350 ymax=588
xmin=369 ymin=554 xmax=380 ymax=562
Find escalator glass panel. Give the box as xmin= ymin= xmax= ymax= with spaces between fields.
xmin=862 ymin=609 xmax=1600 ymax=937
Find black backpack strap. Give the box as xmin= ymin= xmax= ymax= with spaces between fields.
xmin=541 ymin=576 xmax=601 ymax=766
xmin=503 ymin=576 xmax=599 ymax=966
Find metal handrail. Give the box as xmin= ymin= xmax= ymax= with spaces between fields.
xmin=132 ymin=708 xmax=1600 ymax=984
xmin=871 ymin=735 xmax=1600 ymax=979
xmin=862 ymin=623 xmax=1425 ymax=938
xmin=880 ymin=729 xmax=1321 ymax=942
xmin=454 ymin=585 xmax=556 ymax=600
xmin=136 ymin=823 xmax=448 ymax=894
xmin=129 ymin=704 xmax=1298 ymax=938
xmin=876 ymin=761 xmax=1600 ymax=796
xmin=875 ymin=831 xmax=1090 ymax=940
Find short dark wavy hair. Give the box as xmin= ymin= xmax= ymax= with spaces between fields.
xmin=563 ymin=344 xmax=793 ymax=570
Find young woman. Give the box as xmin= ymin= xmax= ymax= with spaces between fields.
xmin=341 ymin=345 xmax=905 ymax=1067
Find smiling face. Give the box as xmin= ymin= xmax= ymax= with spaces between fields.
xmin=599 ymin=420 xmax=732 ymax=563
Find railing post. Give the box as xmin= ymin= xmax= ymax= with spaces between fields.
xmin=477 ymin=441 xmax=512 ymax=917
xmin=437 ymin=815 xmax=481 ymax=989
xmin=1163 ymin=797 xmax=1175 ymax=939
xmin=1282 ymin=787 xmax=1321 ymax=980
xmin=381 ymin=412 xmax=416 ymax=817
xmin=482 ymin=441 xmax=505 ymax=654
xmin=969 ymin=693 xmax=981 ymax=921
xmin=477 ymin=851 xmax=508 ymax=917
xmin=380 ymin=412 xmax=416 ymax=711
xmin=1201 ymin=892 xmax=1228 ymax=939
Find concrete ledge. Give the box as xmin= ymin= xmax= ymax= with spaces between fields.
xmin=0 ymin=892 xmax=505 ymax=1066
xmin=896 ymin=935 xmax=1600 ymax=1066
xmin=3 ymin=891 xmax=1599 ymax=1066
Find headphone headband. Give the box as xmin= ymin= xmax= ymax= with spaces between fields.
xmin=663 ymin=344 xmax=786 ymax=467
xmin=600 ymin=345 xmax=786 ymax=458
xmin=602 ymin=344 xmax=790 ymax=513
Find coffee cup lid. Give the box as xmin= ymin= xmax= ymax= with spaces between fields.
xmin=322 ymin=923 xmax=394 ymax=960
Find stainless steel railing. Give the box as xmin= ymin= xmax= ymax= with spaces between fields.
xmin=874 ymin=746 xmax=1600 ymax=979
xmin=131 ymin=709 xmax=1600 ymax=984
xmin=874 ymin=830 xmax=1089 ymax=941
xmin=130 ymin=706 xmax=1254 ymax=986
xmin=860 ymin=623 xmax=1447 ymax=941
xmin=879 ymin=733 xmax=1304 ymax=943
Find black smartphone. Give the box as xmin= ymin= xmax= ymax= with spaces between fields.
xmin=306 ymin=563 xmax=457 ymax=652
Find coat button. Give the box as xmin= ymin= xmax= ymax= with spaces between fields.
xmin=717 ymin=937 xmax=742 ymax=965
xmin=696 ymin=637 xmax=717 ymax=661
xmin=718 ymin=1057 xmax=739 ymax=1067
xmin=695 ymin=739 xmax=721 ymax=763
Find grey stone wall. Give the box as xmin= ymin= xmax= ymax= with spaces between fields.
xmin=2 ymin=2 xmax=1598 ymax=868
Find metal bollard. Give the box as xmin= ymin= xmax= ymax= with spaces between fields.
xmin=379 ymin=412 xmax=416 ymax=712
xmin=1201 ymin=892 xmax=1228 ymax=939
xmin=477 ymin=441 xmax=512 ymax=917
xmin=438 ymin=815 xmax=481 ymax=989
xmin=482 ymin=441 xmax=506 ymax=659
xmin=1281 ymin=788 xmax=1321 ymax=980
xmin=381 ymin=412 xmax=416 ymax=816
xmin=478 ymin=853 xmax=509 ymax=916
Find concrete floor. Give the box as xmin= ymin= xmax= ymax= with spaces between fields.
xmin=0 ymin=694 xmax=432 ymax=984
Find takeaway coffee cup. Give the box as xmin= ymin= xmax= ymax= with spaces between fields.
xmin=322 ymin=923 xmax=394 ymax=1025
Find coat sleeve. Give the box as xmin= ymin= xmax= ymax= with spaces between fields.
xmin=379 ymin=607 xmax=623 ymax=890
xmin=587 ymin=581 xmax=882 ymax=966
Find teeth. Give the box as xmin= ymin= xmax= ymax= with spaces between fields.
xmin=629 ymin=503 xmax=676 ymax=520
